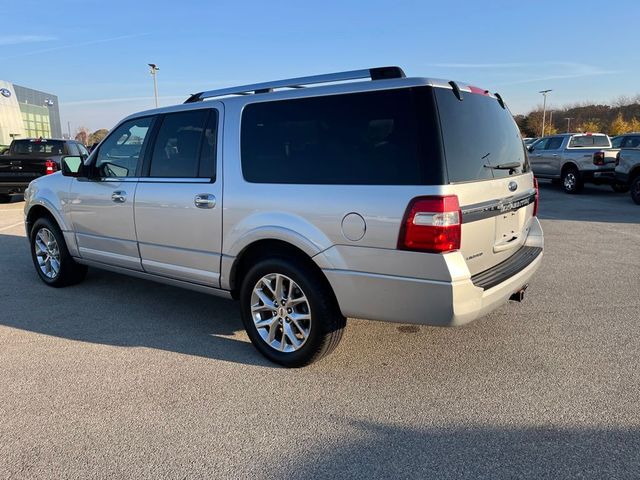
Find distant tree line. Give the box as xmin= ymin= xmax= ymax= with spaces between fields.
xmin=74 ymin=127 xmax=109 ymax=146
xmin=515 ymin=95 xmax=640 ymax=137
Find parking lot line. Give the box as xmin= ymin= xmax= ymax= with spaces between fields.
xmin=0 ymin=222 xmax=24 ymax=232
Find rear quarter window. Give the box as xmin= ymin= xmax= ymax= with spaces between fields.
xmin=240 ymin=88 xmax=445 ymax=185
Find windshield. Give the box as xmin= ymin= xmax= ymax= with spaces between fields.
xmin=12 ymin=139 xmax=65 ymax=155
xmin=434 ymin=88 xmax=529 ymax=183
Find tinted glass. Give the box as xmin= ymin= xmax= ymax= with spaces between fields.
xmin=77 ymin=143 xmax=89 ymax=156
xmin=95 ymin=117 xmax=152 ymax=177
xmin=621 ymin=136 xmax=640 ymax=148
xmin=67 ymin=143 xmax=79 ymax=155
xmin=569 ymin=135 xmax=610 ymax=147
xmin=434 ymin=88 xmax=529 ymax=182
xmin=241 ymin=88 xmax=444 ymax=185
xmin=531 ymin=138 xmax=549 ymax=150
xmin=198 ymin=112 xmax=218 ymax=178
xmin=611 ymin=136 xmax=623 ymax=148
xmin=546 ymin=137 xmax=564 ymax=150
xmin=12 ymin=139 xmax=65 ymax=155
xmin=149 ymin=110 xmax=210 ymax=178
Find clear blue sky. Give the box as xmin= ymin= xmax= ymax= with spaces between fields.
xmin=2 ymin=0 xmax=639 ymax=132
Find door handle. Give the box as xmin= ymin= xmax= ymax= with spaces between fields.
xmin=194 ymin=194 xmax=216 ymax=209
xmin=111 ymin=191 xmax=127 ymax=203
xmin=552 ymin=154 xmax=559 ymax=156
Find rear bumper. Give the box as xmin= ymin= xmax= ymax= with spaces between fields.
xmin=582 ymin=169 xmax=616 ymax=183
xmin=320 ymin=217 xmax=544 ymax=326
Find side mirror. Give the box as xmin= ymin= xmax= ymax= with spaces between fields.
xmin=527 ymin=145 xmax=534 ymax=152
xmin=61 ymin=156 xmax=85 ymax=177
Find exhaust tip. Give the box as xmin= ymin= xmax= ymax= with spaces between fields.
xmin=509 ymin=284 xmax=529 ymax=302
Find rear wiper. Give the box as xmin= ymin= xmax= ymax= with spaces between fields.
xmin=484 ymin=161 xmax=521 ymax=170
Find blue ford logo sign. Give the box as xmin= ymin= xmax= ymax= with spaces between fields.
xmin=508 ymin=181 xmax=518 ymax=192
xmin=0 ymin=88 xmax=11 ymax=98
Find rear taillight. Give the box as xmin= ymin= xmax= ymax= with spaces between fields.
xmin=533 ymin=178 xmax=539 ymax=217
xmin=615 ymin=151 xmax=621 ymax=166
xmin=45 ymin=159 xmax=57 ymax=175
xmin=398 ymin=196 xmax=461 ymax=253
xmin=593 ymin=151 xmax=606 ymax=166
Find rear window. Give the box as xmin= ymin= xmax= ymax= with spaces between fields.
xmin=12 ymin=139 xmax=65 ymax=155
xmin=241 ymin=88 xmax=444 ymax=185
xmin=568 ymin=135 xmax=610 ymax=148
xmin=434 ymin=88 xmax=528 ymax=182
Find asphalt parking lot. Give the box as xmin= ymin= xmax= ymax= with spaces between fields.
xmin=0 ymin=182 xmax=639 ymax=479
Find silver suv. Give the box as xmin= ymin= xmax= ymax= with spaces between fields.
xmin=24 ymin=67 xmax=544 ymax=367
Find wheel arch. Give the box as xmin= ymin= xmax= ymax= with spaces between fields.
xmin=561 ymin=161 xmax=580 ymax=175
xmin=227 ymin=238 xmax=335 ymax=303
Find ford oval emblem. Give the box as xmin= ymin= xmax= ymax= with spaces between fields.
xmin=508 ymin=181 xmax=518 ymax=192
xmin=0 ymin=88 xmax=11 ymax=98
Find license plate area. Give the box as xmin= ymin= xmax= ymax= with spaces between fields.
xmin=494 ymin=211 xmax=521 ymax=251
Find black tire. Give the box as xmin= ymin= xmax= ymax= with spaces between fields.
xmin=240 ymin=257 xmax=346 ymax=367
xmin=561 ymin=166 xmax=583 ymax=194
xmin=611 ymin=182 xmax=629 ymax=193
xmin=30 ymin=216 xmax=87 ymax=287
xmin=631 ymin=176 xmax=640 ymax=205
xmin=0 ymin=194 xmax=11 ymax=203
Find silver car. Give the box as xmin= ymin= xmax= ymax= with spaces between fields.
xmin=24 ymin=66 xmax=544 ymax=366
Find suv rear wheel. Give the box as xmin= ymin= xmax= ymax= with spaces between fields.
xmin=562 ymin=166 xmax=583 ymax=194
xmin=30 ymin=217 xmax=87 ymax=287
xmin=631 ymin=176 xmax=640 ymax=205
xmin=240 ymin=257 xmax=345 ymax=367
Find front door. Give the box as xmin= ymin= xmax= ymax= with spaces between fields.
xmin=133 ymin=106 xmax=223 ymax=286
xmin=68 ymin=116 xmax=154 ymax=270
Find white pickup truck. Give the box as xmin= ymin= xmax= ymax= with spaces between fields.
xmin=528 ymin=133 xmax=625 ymax=194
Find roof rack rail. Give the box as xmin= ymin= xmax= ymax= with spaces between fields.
xmin=184 ymin=66 xmax=406 ymax=103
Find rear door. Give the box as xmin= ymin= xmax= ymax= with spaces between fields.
xmin=434 ymin=87 xmax=536 ymax=276
xmin=528 ymin=137 xmax=549 ymax=175
xmin=134 ymin=106 xmax=223 ymax=286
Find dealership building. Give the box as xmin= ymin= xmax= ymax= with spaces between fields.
xmin=0 ymin=80 xmax=62 ymax=146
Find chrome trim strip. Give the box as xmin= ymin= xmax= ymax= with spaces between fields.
xmin=461 ymin=189 xmax=536 ymax=224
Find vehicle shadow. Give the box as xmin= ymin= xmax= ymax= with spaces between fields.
xmin=0 ymin=233 xmax=274 ymax=368
xmin=266 ymin=419 xmax=640 ymax=479
xmin=537 ymin=180 xmax=640 ymax=224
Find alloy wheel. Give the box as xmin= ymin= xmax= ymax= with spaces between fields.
xmin=34 ymin=228 xmax=60 ymax=279
xmin=250 ymin=273 xmax=312 ymax=353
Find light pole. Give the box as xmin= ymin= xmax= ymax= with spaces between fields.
xmin=564 ymin=117 xmax=573 ymax=133
xmin=148 ymin=63 xmax=159 ymax=108
xmin=539 ymin=89 xmax=552 ymax=137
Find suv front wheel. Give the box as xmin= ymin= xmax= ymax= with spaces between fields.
xmin=240 ymin=257 xmax=346 ymax=367
xmin=30 ymin=217 xmax=87 ymax=287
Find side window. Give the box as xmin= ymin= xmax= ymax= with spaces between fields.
xmin=148 ymin=110 xmax=215 ymax=178
xmin=77 ymin=143 xmax=89 ymax=156
xmin=622 ymin=136 xmax=640 ymax=148
xmin=95 ymin=117 xmax=153 ymax=177
xmin=611 ymin=136 xmax=623 ymax=148
xmin=533 ymin=138 xmax=549 ymax=150
xmin=67 ymin=143 xmax=79 ymax=155
xmin=546 ymin=137 xmax=563 ymax=150
xmin=241 ymin=89 xmax=438 ymax=185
